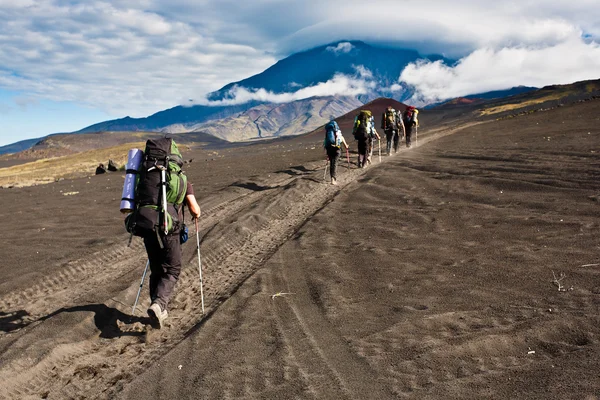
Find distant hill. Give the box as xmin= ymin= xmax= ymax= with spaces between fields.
xmin=188 ymin=96 xmax=363 ymax=142
xmin=0 ymin=137 xmax=43 ymax=156
xmin=0 ymin=130 xmax=232 ymax=163
xmin=419 ymin=78 xmax=600 ymax=130
xmin=428 ymin=86 xmax=538 ymax=109
xmin=477 ymin=78 xmax=600 ymax=117
xmin=465 ymin=86 xmax=538 ymax=100
xmin=76 ymin=102 xmax=261 ymax=134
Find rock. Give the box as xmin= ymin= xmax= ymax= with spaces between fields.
xmin=107 ymin=159 xmax=118 ymax=172
xmin=95 ymin=164 xmax=106 ymax=175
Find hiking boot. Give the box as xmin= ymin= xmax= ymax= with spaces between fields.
xmin=331 ymin=178 xmax=338 ymax=185
xmin=148 ymin=302 xmax=168 ymax=329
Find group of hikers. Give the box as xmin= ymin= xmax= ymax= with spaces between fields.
xmin=120 ymin=105 xmax=419 ymax=328
xmin=323 ymin=105 xmax=419 ymax=184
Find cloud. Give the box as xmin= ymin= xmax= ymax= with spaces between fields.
xmin=0 ymin=1 xmax=277 ymax=117
xmin=195 ymin=67 xmax=376 ymax=106
xmin=13 ymin=95 xmax=40 ymax=110
xmin=326 ymin=42 xmax=354 ymax=54
xmin=400 ymin=36 xmax=600 ymax=105
xmin=282 ymin=1 xmax=599 ymax=56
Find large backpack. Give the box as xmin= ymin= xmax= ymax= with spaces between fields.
xmin=126 ymin=137 xmax=188 ymax=237
xmin=404 ymin=106 xmax=418 ymax=126
xmin=382 ymin=108 xmax=396 ymax=130
xmin=353 ymin=110 xmax=372 ymax=140
xmin=324 ymin=120 xmax=340 ymax=148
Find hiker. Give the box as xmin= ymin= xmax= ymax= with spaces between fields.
xmin=323 ymin=119 xmax=349 ymax=185
xmin=353 ymin=110 xmax=380 ymax=168
xmin=381 ymin=106 xmax=405 ymax=155
xmin=366 ymin=114 xmax=381 ymax=165
xmin=125 ymin=138 xmax=200 ymax=328
xmin=144 ymin=181 xmax=200 ymax=328
xmin=403 ymin=106 xmax=419 ymax=148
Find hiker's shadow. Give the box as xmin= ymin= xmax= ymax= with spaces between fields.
xmin=231 ymin=182 xmax=276 ymax=191
xmin=0 ymin=310 xmax=30 ymax=333
xmin=33 ymin=304 xmax=149 ymax=339
xmin=276 ymin=165 xmax=315 ymax=176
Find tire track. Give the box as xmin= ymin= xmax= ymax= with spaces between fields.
xmin=0 ymin=184 xmax=270 ymax=334
xmin=0 ymin=165 xmax=343 ymax=399
xmin=266 ymin=254 xmax=397 ymax=400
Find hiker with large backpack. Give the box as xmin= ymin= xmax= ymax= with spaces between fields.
xmin=403 ymin=106 xmax=419 ymax=148
xmin=352 ymin=110 xmax=380 ymax=168
xmin=124 ymin=137 xmax=200 ymax=328
xmin=323 ymin=120 xmax=348 ymax=185
xmin=381 ymin=105 xmax=405 ymax=155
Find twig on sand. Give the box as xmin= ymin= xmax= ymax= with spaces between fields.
xmin=581 ymin=263 xmax=600 ymax=268
xmin=271 ymin=292 xmax=295 ymax=300
xmin=552 ymin=271 xmax=572 ymax=292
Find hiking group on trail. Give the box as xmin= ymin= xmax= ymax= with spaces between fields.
xmin=322 ymin=104 xmax=420 ymax=183
xmin=122 ymin=137 xmax=201 ymax=329
xmin=118 ymin=105 xmax=420 ymax=328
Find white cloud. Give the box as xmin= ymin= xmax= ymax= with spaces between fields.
xmin=195 ymin=69 xmax=376 ymax=106
xmin=276 ymin=0 xmax=600 ymax=57
xmin=400 ymin=36 xmax=600 ymax=105
xmin=0 ymin=1 xmax=277 ymax=117
xmin=326 ymin=42 xmax=354 ymax=54
xmin=352 ymin=65 xmax=373 ymax=79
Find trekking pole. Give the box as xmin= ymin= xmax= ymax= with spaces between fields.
xmin=378 ymin=139 xmax=382 ymax=163
xmin=345 ymin=147 xmax=350 ymax=169
xmin=195 ymin=218 xmax=205 ymax=314
xmin=415 ymin=126 xmax=418 ymax=147
xmin=132 ymin=259 xmax=150 ymax=315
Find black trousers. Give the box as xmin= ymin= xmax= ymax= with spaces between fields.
xmin=326 ymin=146 xmax=341 ymax=179
xmin=357 ymin=139 xmax=368 ymax=158
xmin=143 ymin=231 xmax=182 ymax=311
xmin=405 ymin=124 xmax=414 ymax=147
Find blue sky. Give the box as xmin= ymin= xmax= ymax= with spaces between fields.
xmin=1 ymin=0 xmax=599 ymax=147
xmin=0 ymin=89 xmax=111 ymax=144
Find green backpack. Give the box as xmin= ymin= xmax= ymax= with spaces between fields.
xmin=126 ymin=137 xmax=188 ymax=237
xmin=353 ymin=110 xmax=372 ymax=140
